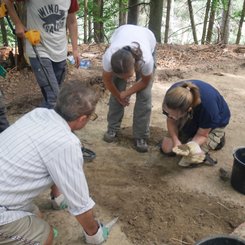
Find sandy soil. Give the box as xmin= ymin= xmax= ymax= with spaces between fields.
xmin=1 ymin=44 xmax=245 ymax=245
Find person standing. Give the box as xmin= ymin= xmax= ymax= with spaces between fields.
xmin=0 ymin=90 xmax=9 ymax=133
xmin=0 ymin=80 xmax=110 ymax=245
xmin=102 ymin=24 xmax=156 ymax=152
xmin=4 ymin=0 xmax=80 ymax=109
xmin=161 ymin=79 xmax=230 ymax=167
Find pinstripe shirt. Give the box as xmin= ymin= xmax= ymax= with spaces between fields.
xmin=0 ymin=108 xmax=95 ymax=225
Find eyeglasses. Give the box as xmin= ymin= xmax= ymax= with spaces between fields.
xmin=88 ymin=112 xmax=98 ymax=121
xmin=89 ymin=112 xmax=98 ymax=121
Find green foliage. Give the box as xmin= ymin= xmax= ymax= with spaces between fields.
xmin=76 ymin=0 xmax=128 ymax=42
xmin=0 ymin=18 xmax=16 ymax=46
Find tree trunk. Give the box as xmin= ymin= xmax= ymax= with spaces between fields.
xmin=84 ymin=0 xmax=88 ymax=43
xmin=127 ymin=0 xmax=139 ymax=25
xmin=236 ymin=0 xmax=245 ymax=44
xmin=15 ymin=1 xmax=28 ymax=69
xmin=206 ymin=0 xmax=217 ymax=44
xmin=187 ymin=0 xmax=198 ymax=44
xmin=148 ymin=0 xmax=164 ymax=43
xmin=119 ymin=0 xmax=127 ymax=26
xmin=164 ymin=0 xmax=171 ymax=44
xmin=93 ymin=0 xmax=104 ymax=43
xmin=220 ymin=0 xmax=232 ymax=44
xmin=201 ymin=0 xmax=211 ymax=44
xmin=0 ymin=18 xmax=8 ymax=46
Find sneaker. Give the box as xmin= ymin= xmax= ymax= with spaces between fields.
xmin=51 ymin=194 xmax=68 ymax=210
xmin=103 ymin=130 xmax=117 ymax=143
xmin=135 ymin=138 xmax=148 ymax=153
xmin=81 ymin=147 xmax=96 ymax=162
xmin=215 ymin=134 xmax=226 ymax=151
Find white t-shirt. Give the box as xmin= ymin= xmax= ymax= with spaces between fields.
xmin=102 ymin=24 xmax=157 ymax=76
xmin=26 ymin=0 xmax=71 ymax=62
xmin=0 ymin=108 xmax=94 ymax=225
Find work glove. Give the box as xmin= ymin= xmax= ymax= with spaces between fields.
xmin=84 ymin=217 xmax=118 ymax=244
xmin=176 ymin=141 xmax=206 ymax=167
xmin=172 ymin=144 xmax=190 ymax=156
xmin=173 ymin=141 xmax=203 ymax=156
xmin=51 ymin=194 xmax=68 ymax=210
xmin=84 ymin=223 xmax=109 ymax=245
xmin=178 ymin=153 xmax=206 ymax=167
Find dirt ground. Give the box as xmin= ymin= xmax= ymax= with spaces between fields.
xmin=1 ymin=44 xmax=245 ymax=245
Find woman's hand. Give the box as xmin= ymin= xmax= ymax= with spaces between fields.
xmin=117 ymin=91 xmax=130 ymax=106
xmin=116 ymin=95 xmax=130 ymax=107
xmin=120 ymin=90 xmax=128 ymax=100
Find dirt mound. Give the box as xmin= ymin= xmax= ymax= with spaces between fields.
xmin=1 ymin=44 xmax=245 ymax=245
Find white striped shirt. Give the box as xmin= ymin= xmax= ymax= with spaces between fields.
xmin=0 ymin=108 xmax=95 ymax=225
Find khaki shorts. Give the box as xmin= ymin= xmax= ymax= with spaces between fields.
xmin=0 ymin=215 xmax=51 ymax=245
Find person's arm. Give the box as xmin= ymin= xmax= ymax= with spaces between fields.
xmin=103 ymin=70 xmax=129 ymax=106
xmin=3 ymin=0 xmax=26 ymax=38
xmin=192 ymin=127 xmax=211 ymax=146
xmin=67 ymin=12 xmax=80 ymax=68
xmin=76 ymin=209 xmax=109 ymax=244
xmin=120 ymin=74 xmax=152 ymax=99
xmin=76 ymin=209 xmax=99 ymax=235
xmin=166 ymin=118 xmax=182 ymax=147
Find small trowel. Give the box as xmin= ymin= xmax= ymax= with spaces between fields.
xmin=105 ymin=217 xmax=118 ymax=232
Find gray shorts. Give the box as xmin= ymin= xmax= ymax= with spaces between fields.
xmin=0 ymin=216 xmax=51 ymax=245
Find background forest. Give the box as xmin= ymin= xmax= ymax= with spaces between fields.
xmin=1 ymin=0 xmax=245 ymax=48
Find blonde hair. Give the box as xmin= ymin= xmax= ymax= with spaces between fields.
xmin=111 ymin=42 xmax=143 ymax=75
xmin=163 ymin=81 xmax=201 ymax=112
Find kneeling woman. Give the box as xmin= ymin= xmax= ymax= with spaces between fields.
xmin=161 ymin=80 xmax=230 ymax=167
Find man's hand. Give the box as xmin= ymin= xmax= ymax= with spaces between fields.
xmin=15 ymin=23 xmax=26 ymax=39
xmin=72 ymin=50 xmax=80 ymax=68
xmin=84 ymin=223 xmax=109 ymax=245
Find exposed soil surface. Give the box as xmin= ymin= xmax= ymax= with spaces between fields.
xmin=1 ymin=44 xmax=245 ymax=245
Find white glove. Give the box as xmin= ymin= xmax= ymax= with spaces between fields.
xmin=178 ymin=154 xmax=206 ymax=167
xmin=177 ymin=141 xmax=205 ymax=167
xmin=186 ymin=141 xmax=203 ymax=154
xmin=84 ymin=223 xmax=109 ymax=245
xmin=51 ymin=194 xmax=68 ymax=210
xmin=172 ymin=144 xmax=190 ymax=156
xmin=173 ymin=141 xmax=202 ymax=156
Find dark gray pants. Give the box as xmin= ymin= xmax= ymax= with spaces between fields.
xmin=107 ymin=74 xmax=154 ymax=139
xmin=0 ymin=90 xmax=9 ymax=133
xmin=30 ymin=57 xmax=67 ymax=109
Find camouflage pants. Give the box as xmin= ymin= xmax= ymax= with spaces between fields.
xmin=177 ymin=115 xmax=226 ymax=153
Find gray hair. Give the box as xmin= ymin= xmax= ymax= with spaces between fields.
xmin=54 ymin=80 xmax=99 ymax=121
